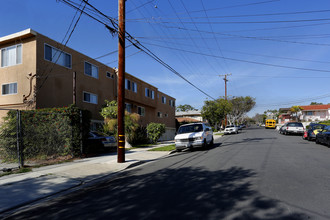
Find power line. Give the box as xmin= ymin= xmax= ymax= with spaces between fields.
xmin=159 ymin=25 xmax=330 ymax=47
xmin=139 ymin=41 xmax=330 ymax=73
xmin=147 ymin=17 xmax=330 ymax=25
xmin=59 ymin=0 xmax=216 ymax=100
xmin=36 ymin=0 xmax=87 ymax=93
xmin=127 ymin=9 xmax=330 ymax=21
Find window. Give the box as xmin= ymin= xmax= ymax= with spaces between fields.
xmin=145 ymin=88 xmax=154 ymax=99
xmin=2 ymin=82 xmax=17 ymax=95
xmin=44 ymin=44 xmax=71 ymax=68
xmin=132 ymin=82 xmax=137 ymax=93
xmin=125 ymin=103 xmax=132 ymax=113
xmin=169 ymin=100 xmax=175 ymax=107
xmin=125 ymin=79 xmax=131 ymax=90
xmin=145 ymin=88 xmax=150 ymax=97
xmin=157 ymin=112 xmax=162 ymax=118
xmin=162 ymin=96 xmax=166 ymax=104
xmin=1 ymin=44 xmax=22 ymax=67
xmin=138 ymin=106 xmax=145 ymax=116
xmin=84 ymin=62 xmax=98 ymax=78
xmin=106 ymin=72 xmax=114 ymax=79
xmin=306 ymin=111 xmax=313 ymax=116
xmin=164 ymin=113 xmax=168 ymax=117
xmin=83 ymin=91 xmax=98 ymax=104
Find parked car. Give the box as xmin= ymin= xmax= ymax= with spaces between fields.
xmin=279 ymin=124 xmax=286 ymax=134
xmin=88 ymin=131 xmax=117 ymax=148
xmin=315 ymin=125 xmax=330 ymax=146
xmin=224 ymin=125 xmax=239 ymax=134
xmin=305 ymin=123 xmax=326 ymax=141
xmin=281 ymin=122 xmax=304 ymax=135
xmin=240 ymin=124 xmax=246 ymax=129
xmin=175 ymin=123 xmax=214 ymax=151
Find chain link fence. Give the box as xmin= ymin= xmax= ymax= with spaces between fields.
xmin=0 ymin=108 xmax=86 ymax=170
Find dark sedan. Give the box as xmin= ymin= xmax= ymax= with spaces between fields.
xmin=315 ymin=125 xmax=330 ymax=147
xmin=305 ymin=123 xmax=326 ymax=141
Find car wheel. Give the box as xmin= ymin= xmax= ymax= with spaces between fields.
xmin=307 ymin=136 xmax=311 ymax=141
xmin=176 ymin=149 xmax=182 ymax=152
xmin=209 ymin=137 xmax=214 ymax=147
xmin=315 ymin=137 xmax=320 ymax=144
xmin=202 ymin=140 xmax=207 ymax=149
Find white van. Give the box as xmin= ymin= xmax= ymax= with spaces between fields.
xmin=175 ymin=123 xmax=214 ymax=151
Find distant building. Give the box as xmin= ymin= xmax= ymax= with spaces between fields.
xmin=0 ymin=29 xmax=176 ymax=139
xmin=299 ymin=104 xmax=330 ymax=122
xmin=175 ymin=110 xmax=203 ymax=123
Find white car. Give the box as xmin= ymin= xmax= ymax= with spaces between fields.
xmin=224 ymin=125 xmax=239 ymax=134
xmin=175 ymin=123 xmax=214 ymax=151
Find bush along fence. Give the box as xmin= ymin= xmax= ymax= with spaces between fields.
xmin=0 ymin=105 xmax=91 ymax=169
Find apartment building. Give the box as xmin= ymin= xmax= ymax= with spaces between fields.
xmin=0 ymin=29 xmax=176 ymax=139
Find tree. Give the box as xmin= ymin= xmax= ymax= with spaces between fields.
xmin=310 ymin=102 xmax=323 ymax=105
xmin=147 ymin=123 xmax=166 ymax=143
xmin=227 ymin=96 xmax=256 ymax=125
xmin=100 ymin=100 xmax=143 ymax=144
xmin=290 ymin=105 xmax=303 ymax=122
xmin=201 ymin=98 xmax=232 ymax=129
xmin=176 ymin=104 xmax=197 ymax=112
xmin=264 ymin=109 xmax=279 ymax=120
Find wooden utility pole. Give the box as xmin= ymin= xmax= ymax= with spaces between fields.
xmin=117 ymin=0 xmax=125 ymax=163
xmin=219 ymin=73 xmax=231 ymax=127
xmin=73 ymin=71 xmax=76 ymax=105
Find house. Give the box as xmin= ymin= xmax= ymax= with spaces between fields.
xmin=299 ymin=104 xmax=330 ymax=122
xmin=175 ymin=110 xmax=203 ymax=123
xmin=0 ymin=29 xmax=176 ymax=140
xmin=278 ymin=108 xmax=292 ymax=124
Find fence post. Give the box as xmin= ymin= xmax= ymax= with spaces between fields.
xmin=16 ymin=110 xmax=24 ymax=168
xmin=80 ymin=110 xmax=83 ymax=155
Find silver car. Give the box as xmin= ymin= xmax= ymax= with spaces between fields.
xmin=224 ymin=125 xmax=239 ymax=134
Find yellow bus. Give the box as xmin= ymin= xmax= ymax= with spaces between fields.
xmin=265 ymin=119 xmax=276 ymax=129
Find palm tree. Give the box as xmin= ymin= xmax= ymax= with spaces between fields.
xmin=290 ymin=105 xmax=303 ymax=122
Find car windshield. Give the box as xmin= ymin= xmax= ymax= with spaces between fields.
xmin=311 ymin=124 xmax=325 ymax=129
xmin=226 ymin=125 xmax=234 ymax=128
xmin=178 ymin=124 xmax=203 ymax=134
xmin=288 ymin=123 xmax=303 ymax=127
xmin=90 ymin=132 xmax=104 ymax=137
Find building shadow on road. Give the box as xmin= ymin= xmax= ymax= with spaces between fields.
xmin=6 ymin=165 xmax=310 ymax=219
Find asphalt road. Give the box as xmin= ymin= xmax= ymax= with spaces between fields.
xmin=5 ymin=126 xmax=330 ymax=220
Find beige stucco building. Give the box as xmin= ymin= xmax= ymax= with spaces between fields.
xmin=0 ymin=29 xmax=176 ymax=139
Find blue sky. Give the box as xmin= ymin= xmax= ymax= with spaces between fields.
xmin=1 ymin=0 xmax=330 ymax=117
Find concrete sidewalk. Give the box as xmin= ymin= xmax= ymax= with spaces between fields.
xmin=0 ymin=144 xmax=174 ymax=215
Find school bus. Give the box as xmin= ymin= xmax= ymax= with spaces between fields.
xmin=265 ymin=119 xmax=276 ymax=129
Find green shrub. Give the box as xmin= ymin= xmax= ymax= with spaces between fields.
xmin=0 ymin=105 xmax=91 ymax=162
xmin=147 ymin=123 xmax=166 ymax=144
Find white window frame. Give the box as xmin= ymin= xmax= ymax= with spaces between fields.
xmin=157 ymin=112 xmax=162 ymax=118
xmin=125 ymin=103 xmax=132 ymax=113
xmin=145 ymin=88 xmax=150 ymax=97
xmin=162 ymin=96 xmax=166 ymax=104
xmin=132 ymin=82 xmax=137 ymax=93
xmin=1 ymin=44 xmax=22 ymax=68
xmin=44 ymin=44 xmax=71 ymax=68
xmin=125 ymin=79 xmax=131 ymax=90
xmin=84 ymin=61 xmax=99 ymax=79
xmin=151 ymin=90 xmax=155 ymax=99
xmin=1 ymin=82 xmax=18 ymax=95
xmin=83 ymin=91 xmax=98 ymax=104
xmin=138 ymin=106 xmax=145 ymax=117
